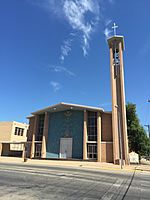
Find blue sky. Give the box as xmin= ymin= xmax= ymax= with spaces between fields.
xmin=0 ymin=0 xmax=150 ymax=131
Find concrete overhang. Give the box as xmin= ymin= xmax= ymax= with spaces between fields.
xmin=31 ymin=102 xmax=105 ymax=115
xmin=107 ymin=35 xmax=125 ymax=50
xmin=26 ymin=115 xmax=34 ymax=119
xmin=0 ymin=141 xmax=26 ymax=144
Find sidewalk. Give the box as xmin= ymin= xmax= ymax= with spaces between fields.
xmin=0 ymin=156 xmax=149 ymax=173
xmin=0 ymin=156 xmax=150 ymax=172
xmin=136 ymin=158 xmax=150 ymax=172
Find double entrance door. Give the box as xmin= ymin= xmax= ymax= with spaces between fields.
xmin=60 ymin=138 xmax=72 ymax=159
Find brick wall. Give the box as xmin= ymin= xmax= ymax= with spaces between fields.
xmin=0 ymin=122 xmax=12 ymax=141
xmin=27 ymin=117 xmax=35 ymax=141
xmin=101 ymin=142 xmax=113 ymax=163
xmin=101 ymin=113 xmax=112 ymax=141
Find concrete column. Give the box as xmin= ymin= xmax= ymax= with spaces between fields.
xmin=41 ymin=112 xmax=49 ymax=158
xmin=30 ymin=115 xmax=38 ymax=158
xmin=97 ymin=112 xmax=101 ymax=162
xmin=119 ymin=42 xmax=129 ymax=164
xmin=110 ymin=47 xmax=120 ymax=164
xmin=22 ymin=143 xmax=25 ymax=159
xmin=0 ymin=143 xmax=2 ymax=156
xmin=30 ymin=134 xmax=35 ymax=158
xmin=83 ymin=110 xmax=88 ymax=160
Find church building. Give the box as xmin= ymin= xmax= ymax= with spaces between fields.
xmin=27 ymin=29 xmax=129 ymax=165
xmin=27 ymin=102 xmax=113 ymax=162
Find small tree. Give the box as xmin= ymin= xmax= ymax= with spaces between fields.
xmin=126 ymin=103 xmax=150 ymax=158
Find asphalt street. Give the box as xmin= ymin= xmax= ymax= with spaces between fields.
xmin=0 ymin=163 xmax=149 ymax=200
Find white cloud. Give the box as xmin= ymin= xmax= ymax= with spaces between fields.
xmin=104 ymin=27 xmax=112 ymax=39
xmin=49 ymin=65 xmax=75 ymax=77
xmin=60 ymin=37 xmax=73 ymax=63
xmin=50 ymin=81 xmax=61 ymax=92
xmin=30 ymin=0 xmax=116 ymax=59
xmin=103 ymin=19 xmax=113 ymax=39
xmin=30 ymin=0 xmax=64 ymax=18
xmin=63 ymin=0 xmax=100 ymax=57
xmin=32 ymin=0 xmax=100 ymax=60
xmin=105 ymin=19 xmax=112 ymax=26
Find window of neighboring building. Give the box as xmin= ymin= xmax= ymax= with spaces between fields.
xmin=14 ymin=127 xmax=18 ymax=135
xmin=36 ymin=114 xmax=45 ymax=141
xmin=11 ymin=144 xmax=23 ymax=151
xmin=87 ymin=143 xmax=97 ymax=159
xmin=20 ymin=128 xmax=24 ymax=136
xmin=14 ymin=127 xmax=24 ymax=136
xmin=87 ymin=111 xmax=97 ymax=141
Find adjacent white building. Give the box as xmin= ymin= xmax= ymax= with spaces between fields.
xmin=0 ymin=121 xmax=28 ymax=157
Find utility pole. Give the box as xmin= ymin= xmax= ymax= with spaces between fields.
xmin=115 ymin=105 xmax=123 ymax=169
xmin=145 ymin=100 xmax=150 ymax=138
xmin=144 ymin=125 xmax=150 ymax=138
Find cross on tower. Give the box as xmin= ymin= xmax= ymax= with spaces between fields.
xmin=112 ymin=23 xmax=118 ymax=36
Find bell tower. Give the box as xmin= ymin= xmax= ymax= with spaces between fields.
xmin=107 ymin=23 xmax=129 ymax=165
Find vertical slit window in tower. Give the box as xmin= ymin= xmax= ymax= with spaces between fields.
xmin=113 ymin=48 xmax=120 ymax=78
xmin=36 ymin=114 xmax=45 ymax=141
xmin=87 ymin=111 xmax=97 ymax=141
